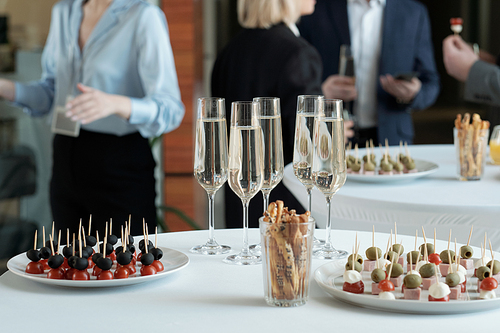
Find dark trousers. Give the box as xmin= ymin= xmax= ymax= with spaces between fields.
xmin=351 ymin=127 xmax=379 ymax=148
xmin=50 ymin=130 xmax=157 ymax=240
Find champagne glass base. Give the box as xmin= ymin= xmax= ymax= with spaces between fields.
xmin=249 ymin=243 xmax=261 ymax=256
xmin=313 ymin=237 xmax=325 ymax=248
xmin=313 ymin=247 xmax=348 ymax=260
xmin=223 ymin=252 xmax=261 ymax=265
xmin=190 ymin=243 xmax=231 ymax=255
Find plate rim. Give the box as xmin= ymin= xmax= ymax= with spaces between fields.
xmin=314 ymin=260 xmax=500 ymax=314
xmin=7 ymin=246 xmax=189 ymax=288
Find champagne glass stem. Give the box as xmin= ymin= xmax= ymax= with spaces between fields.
xmin=207 ymin=192 xmax=216 ymax=245
xmin=262 ymin=191 xmax=270 ymax=212
xmin=306 ymin=187 xmax=312 ymax=212
xmin=241 ymin=199 xmax=251 ymax=256
xmin=324 ymin=196 xmax=333 ymax=249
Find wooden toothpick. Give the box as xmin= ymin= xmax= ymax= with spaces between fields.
xmin=49 ymin=234 xmax=55 ymax=255
xmin=57 ymin=230 xmax=61 ymax=254
xmin=88 ymin=215 xmax=92 ymax=236
xmin=467 ymin=225 xmax=473 ymax=246
xmin=33 ymin=230 xmax=37 ymax=250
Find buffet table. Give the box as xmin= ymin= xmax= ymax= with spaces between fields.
xmin=283 ymin=144 xmax=500 ymax=248
xmin=0 ymin=229 xmax=498 ymax=332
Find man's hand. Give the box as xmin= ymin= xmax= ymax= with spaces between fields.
xmin=344 ymin=120 xmax=354 ymax=144
xmin=65 ymin=83 xmax=131 ymax=124
xmin=321 ymin=75 xmax=357 ymax=101
xmin=443 ymin=35 xmax=479 ymax=82
xmin=380 ymin=74 xmax=421 ymax=103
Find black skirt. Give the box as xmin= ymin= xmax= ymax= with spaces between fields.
xmin=50 ymin=129 xmax=157 ymax=239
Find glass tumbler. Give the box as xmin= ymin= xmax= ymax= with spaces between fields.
xmin=260 ymin=216 xmax=315 ymax=307
xmin=454 ymin=127 xmax=489 ymax=180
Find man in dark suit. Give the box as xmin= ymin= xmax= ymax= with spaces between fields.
xmin=298 ymin=0 xmax=440 ymax=146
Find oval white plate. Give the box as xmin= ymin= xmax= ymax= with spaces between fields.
xmin=347 ymin=159 xmax=438 ymax=183
xmin=7 ymin=247 xmax=189 ymax=288
xmin=314 ymin=260 xmax=500 ymax=314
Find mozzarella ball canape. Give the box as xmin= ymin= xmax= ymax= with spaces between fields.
xmin=428 ymin=281 xmax=451 ymax=302
xmin=450 ymin=17 xmax=463 ymax=35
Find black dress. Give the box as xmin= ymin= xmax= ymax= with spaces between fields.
xmin=211 ymin=23 xmax=323 ymax=228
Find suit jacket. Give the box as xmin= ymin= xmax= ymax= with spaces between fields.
xmin=298 ymin=0 xmax=440 ymax=144
xmin=211 ymin=23 xmax=322 ymax=227
xmin=465 ymin=60 xmax=500 ymax=106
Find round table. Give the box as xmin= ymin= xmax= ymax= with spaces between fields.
xmin=0 ymin=229 xmax=497 ymax=332
xmin=283 ymin=144 xmax=500 ymax=248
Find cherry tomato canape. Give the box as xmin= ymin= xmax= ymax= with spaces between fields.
xmin=378 ymin=279 xmax=395 ymax=292
xmin=428 ymin=253 xmax=442 ymax=265
xmin=25 ymin=261 xmax=44 ymax=274
xmin=450 ymin=17 xmax=463 ymax=26
xmin=480 ymin=277 xmax=499 ymax=291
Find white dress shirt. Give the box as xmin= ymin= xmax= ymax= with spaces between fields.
xmin=347 ymin=0 xmax=385 ymax=129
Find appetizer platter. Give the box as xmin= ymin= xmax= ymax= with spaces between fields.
xmin=7 ymin=217 xmax=189 ymax=288
xmin=346 ymin=141 xmax=438 ymax=183
xmin=315 ymin=227 xmax=500 ymax=314
xmin=315 ymin=260 xmax=500 ymax=314
xmin=7 ymin=246 xmax=189 ymax=288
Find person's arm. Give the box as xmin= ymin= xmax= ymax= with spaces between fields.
xmin=0 ymin=79 xmax=15 ymax=101
xmin=405 ymin=5 xmax=440 ymax=110
xmin=5 ymin=3 xmax=59 ymax=116
xmin=128 ymin=6 xmax=184 ymax=137
xmin=464 ymin=60 xmax=500 ymax=106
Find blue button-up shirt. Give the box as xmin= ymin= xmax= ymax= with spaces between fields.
xmin=14 ymin=0 xmax=184 ymax=138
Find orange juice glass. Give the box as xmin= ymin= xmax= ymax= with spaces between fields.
xmin=490 ymin=125 xmax=500 ymax=164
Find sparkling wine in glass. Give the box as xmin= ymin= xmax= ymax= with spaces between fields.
xmin=311 ymin=98 xmax=348 ymax=260
xmin=292 ymin=95 xmax=325 ymax=247
xmin=249 ymin=97 xmax=284 ymax=255
xmin=191 ymin=97 xmax=231 ymax=255
xmin=223 ymin=101 xmax=264 ymax=265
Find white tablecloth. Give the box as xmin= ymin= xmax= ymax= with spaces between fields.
xmin=0 ymin=229 xmax=497 ymax=332
xmin=283 ymin=144 xmax=500 ymax=248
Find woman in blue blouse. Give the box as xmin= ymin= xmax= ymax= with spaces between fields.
xmin=0 ymin=0 xmax=184 ymax=236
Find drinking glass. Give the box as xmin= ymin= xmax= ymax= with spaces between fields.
xmin=338 ymin=45 xmax=355 ymax=78
xmin=489 ymin=125 xmax=500 ymax=165
xmin=292 ymin=95 xmax=325 ymax=247
xmin=311 ymin=99 xmax=348 ymax=259
xmin=191 ymin=97 xmax=231 ymax=255
xmin=249 ymin=97 xmax=284 ymax=256
xmin=338 ymin=44 xmax=357 ymax=127
xmin=224 ymin=101 xmax=264 ymax=265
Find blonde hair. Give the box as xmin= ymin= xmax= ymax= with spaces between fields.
xmin=237 ymin=0 xmax=301 ymax=29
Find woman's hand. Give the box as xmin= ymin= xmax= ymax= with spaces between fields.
xmin=65 ymin=83 xmax=131 ymax=124
xmin=379 ymin=74 xmax=421 ymax=104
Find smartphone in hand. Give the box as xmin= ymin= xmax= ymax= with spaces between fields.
xmin=394 ymin=72 xmax=419 ymax=82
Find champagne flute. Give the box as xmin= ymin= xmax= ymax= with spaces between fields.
xmin=191 ymin=97 xmax=231 ymax=255
xmin=311 ymin=98 xmax=348 ymax=260
xmin=292 ymin=95 xmax=325 ymax=247
xmin=249 ymin=97 xmax=284 ymax=255
xmin=338 ymin=45 xmax=357 ymax=129
xmin=223 ymin=101 xmax=264 ymax=265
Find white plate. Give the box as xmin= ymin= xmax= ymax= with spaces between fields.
xmin=314 ymin=260 xmax=500 ymax=314
xmin=7 ymin=247 xmax=189 ymax=288
xmin=347 ymin=159 xmax=438 ymax=183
